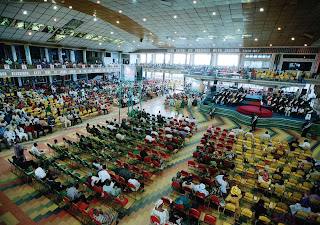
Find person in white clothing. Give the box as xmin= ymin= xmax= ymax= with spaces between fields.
xmin=35 ymin=164 xmax=47 ymax=179
xmin=128 ymin=174 xmax=144 ymax=191
xmin=3 ymin=127 xmax=15 ymax=146
xmin=245 ymin=130 xmax=254 ymax=139
xmin=31 ymin=143 xmax=45 ymax=155
xmin=98 ymin=166 xmax=111 ymax=183
xmin=215 ymin=174 xmax=230 ymax=194
xmin=145 ymin=135 xmax=155 ymax=142
xmin=116 ymin=133 xmax=125 ymax=141
xmin=299 ymin=139 xmax=310 ymax=149
xmin=151 ymin=199 xmax=170 ymax=225
xmin=193 ymin=183 xmax=209 ymax=197
xmin=151 ymin=130 xmax=159 ymax=137
xmin=261 ymin=131 xmax=271 ymax=141
xmin=15 ymin=126 xmax=28 ymax=141
xmin=58 ymin=115 xmax=71 ymax=128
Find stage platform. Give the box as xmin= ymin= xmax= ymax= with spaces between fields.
xmin=237 ymin=105 xmax=273 ymax=117
xmin=199 ymin=104 xmax=320 ymax=136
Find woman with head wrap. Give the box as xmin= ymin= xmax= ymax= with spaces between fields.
xmin=225 ymin=186 xmax=242 ymax=213
xmin=151 ymin=199 xmax=170 ymax=225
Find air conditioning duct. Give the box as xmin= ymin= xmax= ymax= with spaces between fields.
xmin=160 ymin=0 xmax=173 ymax=6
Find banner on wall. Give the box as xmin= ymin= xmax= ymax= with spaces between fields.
xmin=90 ymin=65 xmax=94 ymax=68
xmin=37 ymin=65 xmax=42 ymax=70
xmin=4 ymin=64 xmax=9 ymax=70
xmin=82 ymin=64 xmax=86 ymax=68
xmin=50 ymin=64 xmax=54 ymax=69
xmin=62 ymin=65 xmax=66 ymax=69
xmin=122 ymin=65 xmax=136 ymax=81
xmin=21 ymin=64 xmax=27 ymax=70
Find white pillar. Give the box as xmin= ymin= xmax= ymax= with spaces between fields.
xmin=210 ymin=53 xmax=215 ymax=66
xmin=199 ymin=80 xmax=204 ymax=93
xmin=73 ymin=74 xmax=77 ymax=81
xmin=24 ymin=45 xmax=32 ymax=65
xmin=83 ymin=50 xmax=87 ymax=64
xmin=44 ymin=48 xmax=50 ymax=63
xmin=58 ymin=48 xmax=63 ymax=63
xmin=70 ymin=50 xmax=76 ymax=63
xmin=49 ymin=76 xmax=53 ymax=84
xmin=11 ymin=45 xmax=17 ymax=62
xmin=17 ymin=77 xmax=22 ymax=86
xmin=170 ymin=53 xmax=174 ymax=65
xmin=190 ymin=53 xmax=195 ymax=66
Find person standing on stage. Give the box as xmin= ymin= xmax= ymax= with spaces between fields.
xmin=251 ymin=113 xmax=258 ymax=131
xmin=301 ymin=120 xmax=312 ymax=138
xmin=259 ymin=99 xmax=263 ymax=111
xmin=209 ymin=105 xmax=215 ymax=119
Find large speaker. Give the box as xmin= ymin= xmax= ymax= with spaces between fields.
xmin=214 ymin=80 xmax=218 ymax=84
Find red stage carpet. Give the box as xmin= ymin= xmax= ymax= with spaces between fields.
xmin=248 ymin=101 xmax=265 ymax=107
xmin=237 ymin=105 xmax=273 ymax=117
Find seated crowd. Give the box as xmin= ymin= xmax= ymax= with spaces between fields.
xmin=151 ymin=125 xmax=319 ymax=225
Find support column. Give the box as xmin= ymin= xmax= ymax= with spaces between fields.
xmin=49 ymin=76 xmax=53 ymax=84
xmin=11 ymin=45 xmax=17 ymax=62
xmin=73 ymin=74 xmax=77 ymax=82
xmin=210 ymin=53 xmax=215 ymax=67
xmin=170 ymin=53 xmax=173 ymax=65
xmin=190 ymin=53 xmax=195 ymax=66
xmin=70 ymin=50 xmax=76 ymax=63
xmin=24 ymin=45 xmax=32 ymax=65
xmin=58 ymin=48 xmax=63 ymax=64
xmin=162 ymin=72 xmax=165 ymax=83
xmin=17 ymin=77 xmax=22 ymax=87
xmin=83 ymin=50 xmax=87 ymax=64
xmin=101 ymin=52 xmax=105 ymax=65
xmin=44 ymin=48 xmax=50 ymax=63
xmin=199 ymin=80 xmax=204 ymax=93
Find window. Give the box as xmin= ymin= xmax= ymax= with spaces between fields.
xmin=173 ymin=54 xmax=186 ymax=64
xmin=217 ymin=54 xmax=239 ymax=66
xmin=155 ymin=53 xmax=164 ymax=64
xmin=140 ymin=54 xmax=146 ymax=63
xmin=244 ymin=60 xmax=270 ymax=69
xmin=165 ymin=53 xmax=171 ymax=64
xmin=245 ymin=54 xmax=271 ymax=58
xmin=194 ymin=54 xmax=211 ymax=65
xmin=147 ymin=53 xmax=153 ymax=63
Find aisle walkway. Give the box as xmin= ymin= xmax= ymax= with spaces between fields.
xmin=0 ymin=95 xmax=319 ymax=225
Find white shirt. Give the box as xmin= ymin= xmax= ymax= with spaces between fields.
xmin=184 ymin=126 xmax=191 ymax=132
xmin=151 ymin=131 xmax=159 ymax=136
xmin=164 ymin=127 xmax=171 ymax=132
xmin=261 ymin=133 xmax=270 ymax=141
xmin=35 ymin=167 xmax=46 ymax=179
xmin=193 ymin=184 xmax=209 ymax=196
xmin=300 ymin=142 xmax=310 ymax=149
xmin=4 ymin=130 xmax=15 ymax=139
xmin=107 ymin=125 xmax=116 ymax=130
xmin=145 ymin=135 xmax=155 ymax=142
xmin=215 ymin=175 xmax=228 ymax=194
xmin=116 ymin=133 xmax=125 ymax=140
xmin=245 ymin=132 xmax=254 ymax=139
xmin=31 ymin=146 xmax=42 ymax=155
xmin=128 ymin=178 xmax=140 ymax=191
xmin=91 ymin=176 xmax=101 ymax=187
xmin=93 ymin=162 xmax=103 ymax=171
xmin=98 ymin=170 xmax=110 ymax=182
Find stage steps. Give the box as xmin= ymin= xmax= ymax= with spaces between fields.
xmin=199 ymin=104 xmax=320 ymax=136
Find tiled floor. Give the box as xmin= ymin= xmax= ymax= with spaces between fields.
xmin=0 ymin=95 xmax=319 ymax=225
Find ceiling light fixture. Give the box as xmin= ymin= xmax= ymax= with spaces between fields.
xmin=44 ymin=0 xmax=47 ymax=2
xmin=291 ymin=37 xmax=295 ymax=40
xmin=212 ymin=44 xmax=215 ymax=46
xmin=172 ymin=40 xmax=175 ymax=42
xmin=277 ymin=27 xmax=281 ymax=30
xmin=189 ymin=44 xmax=192 ymax=46
xmin=212 ymin=12 xmax=216 ymax=15
xmin=260 ymin=8 xmax=264 ymax=12
xmin=133 ymin=40 xmax=135 ymax=43
xmin=255 ymin=38 xmax=258 ymax=41
xmin=193 ymin=0 xmax=197 ymax=3
xmin=138 ymin=44 xmax=140 ymax=46
xmin=270 ymin=44 xmax=272 ymax=46
xmin=119 ymin=10 xmax=122 ymax=13
xmin=150 ymin=32 xmax=152 ymax=35
xmin=97 ymin=1 xmax=100 ymax=3
xmin=118 ymin=45 xmax=120 ymax=47
xmin=173 ymin=15 xmax=177 ymax=19
xmin=23 ymin=11 xmax=27 ymax=15
xmin=116 ymin=20 xmax=119 ymax=23
xmin=94 ymin=17 xmax=97 ymax=21
xmin=169 ymin=44 xmax=171 ymax=46
xmin=196 ymin=39 xmax=198 ymax=42
xmin=174 ymin=31 xmax=177 ymax=34
xmin=99 ymin=42 xmax=102 ymax=45
xmin=69 ymin=6 xmax=72 ymax=9
xmin=28 ymin=32 xmax=32 ymax=35
xmin=53 ymin=5 xmax=57 ymax=9
xmin=223 ymin=39 xmax=226 ymax=41
xmin=143 ymin=18 xmax=146 ymax=21
xmin=304 ymin=44 xmax=307 ymax=46
xmin=53 ymin=18 xmax=57 ymax=21
xmin=237 ymin=28 xmax=240 ymax=31
xmin=151 ymin=40 xmax=153 ymax=42
xmin=111 ymin=31 xmax=114 ymax=34
xmin=203 ymin=30 xmax=206 ymax=32
xmin=239 ymin=44 xmax=242 ymax=46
